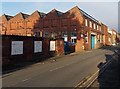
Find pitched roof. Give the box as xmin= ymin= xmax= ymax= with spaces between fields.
xmin=80 ymin=9 xmax=99 ymax=24
xmin=2 ymin=14 xmax=13 ymax=21
xmin=36 ymin=10 xmax=46 ymax=18
xmin=78 ymin=7 xmax=100 ymax=24
xmin=11 ymin=12 xmax=29 ymax=20
xmin=56 ymin=10 xmax=63 ymax=16
xmin=21 ymin=13 xmax=29 ymax=19
xmin=47 ymin=9 xmax=63 ymax=17
xmin=5 ymin=14 xmax=13 ymax=20
xmin=70 ymin=6 xmax=100 ymax=24
xmin=31 ymin=10 xmax=46 ymax=18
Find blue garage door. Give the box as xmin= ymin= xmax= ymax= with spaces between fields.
xmin=91 ymin=35 xmax=95 ymax=49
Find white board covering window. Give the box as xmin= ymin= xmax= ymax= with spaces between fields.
xmin=34 ymin=41 xmax=42 ymax=53
xmin=50 ymin=41 xmax=56 ymax=51
xmin=97 ymin=25 xmax=99 ymax=30
xmin=89 ymin=21 xmax=92 ymax=28
xmin=11 ymin=41 xmax=23 ymax=55
xmin=94 ymin=23 xmax=96 ymax=29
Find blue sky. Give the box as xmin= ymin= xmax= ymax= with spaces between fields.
xmin=1 ymin=2 xmax=118 ymax=32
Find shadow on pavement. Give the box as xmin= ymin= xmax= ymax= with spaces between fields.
xmin=99 ymin=45 xmax=120 ymax=52
xmin=2 ymin=56 xmax=55 ymax=75
xmin=96 ymin=48 xmax=120 ymax=89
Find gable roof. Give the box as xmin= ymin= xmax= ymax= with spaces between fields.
xmin=5 ymin=14 xmax=13 ymax=20
xmin=30 ymin=10 xmax=46 ymax=18
xmin=80 ymin=8 xmax=99 ymax=24
xmin=1 ymin=14 xmax=13 ymax=21
xmin=10 ymin=12 xmax=29 ymax=21
xmin=36 ymin=10 xmax=46 ymax=18
xmin=21 ymin=13 xmax=29 ymax=19
xmin=63 ymin=6 xmax=81 ymax=18
xmin=68 ymin=6 xmax=100 ymax=24
xmin=46 ymin=9 xmax=63 ymax=17
xmin=52 ymin=9 xmax=63 ymax=16
xmin=74 ymin=6 xmax=100 ymax=24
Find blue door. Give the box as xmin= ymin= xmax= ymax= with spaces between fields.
xmin=91 ymin=35 xmax=95 ymax=49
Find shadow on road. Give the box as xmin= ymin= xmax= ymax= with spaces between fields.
xmin=96 ymin=48 xmax=120 ymax=89
xmin=2 ymin=56 xmax=55 ymax=75
xmin=99 ymin=45 xmax=120 ymax=52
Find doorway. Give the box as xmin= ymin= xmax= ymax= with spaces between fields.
xmin=91 ymin=35 xmax=95 ymax=49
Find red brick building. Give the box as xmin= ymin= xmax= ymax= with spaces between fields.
xmin=0 ymin=6 xmax=117 ymax=52
xmin=101 ymin=23 xmax=109 ymax=46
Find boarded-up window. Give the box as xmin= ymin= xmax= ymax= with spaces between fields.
xmin=89 ymin=21 xmax=92 ymax=28
xmin=11 ymin=41 xmax=23 ymax=55
xmin=34 ymin=41 xmax=42 ymax=53
xmin=97 ymin=25 xmax=99 ymax=30
xmin=50 ymin=41 xmax=56 ymax=51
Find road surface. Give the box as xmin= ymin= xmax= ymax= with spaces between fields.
xmin=2 ymin=49 xmax=113 ymax=87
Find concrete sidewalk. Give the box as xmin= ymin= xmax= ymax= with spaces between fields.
xmin=89 ymin=47 xmax=120 ymax=88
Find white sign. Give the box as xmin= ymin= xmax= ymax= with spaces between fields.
xmin=50 ymin=41 xmax=56 ymax=51
xmin=34 ymin=41 xmax=42 ymax=53
xmin=11 ymin=41 xmax=23 ymax=55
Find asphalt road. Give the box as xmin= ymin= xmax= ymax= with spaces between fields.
xmin=2 ymin=49 xmax=114 ymax=87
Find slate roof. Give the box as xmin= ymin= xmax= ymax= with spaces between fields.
xmin=37 ymin=11 xmax=46 ymax=18
xmin=5 ymin=14 xmax=13 ymax=20
xmin=80 ymin=9 xmax=100 ymax=24
xmin=2 ymin=14 xmax=13 ymax=21
xmin=73 ymin=6 xmax=100 ymax=24
xmin=47 ymin=9 xmax=63 ymax=17
xmin=21 ymin=13 xmax=29 ymax=19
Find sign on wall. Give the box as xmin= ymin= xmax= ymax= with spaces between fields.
xmin=11 ymin=41 xmax=23 ymax=55
xmin=34 ymin=41 xmax=42 ymax=53
xmin=50 ymin=41 xmax=56 ymax=51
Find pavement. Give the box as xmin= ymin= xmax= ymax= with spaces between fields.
xmin=1 ymin=48 xmax=115 ymax=88
xmin=89 ymin=56 xmax=120 ymax=89
xmin=89 ymin=45 xmax=120 ymax=89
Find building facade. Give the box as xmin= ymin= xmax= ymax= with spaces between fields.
xmin=0 ymin=6 xmax=118 ymax=52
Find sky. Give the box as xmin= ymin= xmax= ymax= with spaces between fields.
xmin=1 ymin=1 xmax=119 ymax=32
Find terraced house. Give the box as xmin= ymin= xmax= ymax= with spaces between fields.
xmin=0 ymin=6 xmax=117 ymax=52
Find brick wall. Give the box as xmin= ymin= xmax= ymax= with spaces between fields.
xmin=1 ymin=6 xmax=108 ymax=53
xmin=2 ymin=35 xmax=64 ymax=66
